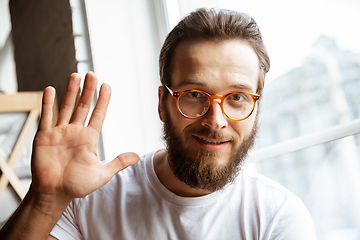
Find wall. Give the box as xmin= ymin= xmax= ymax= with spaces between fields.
xmin=9 ymin=0 xmax=77 ymax=107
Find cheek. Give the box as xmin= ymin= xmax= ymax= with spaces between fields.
xmin=167 ymin=98 xmax=179 ymax=117
xmin=166 ymin=98 xmax=195 ymax=134
xmin=232 ymin=111 xmax=257 ymax=139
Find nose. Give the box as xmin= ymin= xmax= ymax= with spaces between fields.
xmin=201 ymin=99 xmax=228 ymax=131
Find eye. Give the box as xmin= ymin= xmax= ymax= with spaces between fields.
xmin=183 ymin=91 xmax=204 ymax=98
xmin=228 ymin=93 xmax=247 ymax=101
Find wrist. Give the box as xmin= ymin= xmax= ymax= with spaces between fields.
xmin=26 ymin=184 xmax=72 ymax=217
xmin=0 ymin=185 xmax=71 ymax=239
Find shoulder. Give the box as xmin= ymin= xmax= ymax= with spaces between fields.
xmin=237 ymin=166 xmax=317 ymax=239
xmin=238 ymin=166 xmax=307 ymax=213
xmin=239 ymin=166 xmax=300 ymax=201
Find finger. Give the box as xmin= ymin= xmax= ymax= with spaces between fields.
xmin=56 ymin=73 xmax=81 ymax=126
xmin=88 ymin=83 xmax=111 ymax=132
xmin=103 ymin=152 xmax=140 ymax=179
xmin=39 ymin=86 xmax=56 ymax=131
xmin=71 ymin=72 xmax=98 ymax=125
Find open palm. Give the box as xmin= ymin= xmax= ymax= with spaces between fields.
xmin=30 ymin=72 xmax=139 ymax=204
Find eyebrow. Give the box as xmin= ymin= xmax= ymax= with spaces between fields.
xmin=175 ymin=79 xmax=255 ymax=92
xmin=176 ymin=79 xmax=205 ymax=88
xmin=231 ymin=84 xmax=256 ymax=92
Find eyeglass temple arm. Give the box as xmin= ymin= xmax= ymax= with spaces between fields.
xmin=164 ymin=85 xmax=174 ymax=96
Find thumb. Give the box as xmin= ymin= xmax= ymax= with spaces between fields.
xmin=104 ymin=152 xmax=140 ymax=177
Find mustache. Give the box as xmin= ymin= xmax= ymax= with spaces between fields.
xmin=186 ymin=127 xmax=235 ymax=142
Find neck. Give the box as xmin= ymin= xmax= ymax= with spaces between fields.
xmin=153 ymin=149 xmax=213 ymax=197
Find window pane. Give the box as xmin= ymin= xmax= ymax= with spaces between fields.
xmin=256 ymin=36 xmax=360 ymax=147
xmin=254 ymin=135 xmax=360 ymax=239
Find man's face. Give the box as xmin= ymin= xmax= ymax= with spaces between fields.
xmin=160 ymin=39 xmax=260 ymax=191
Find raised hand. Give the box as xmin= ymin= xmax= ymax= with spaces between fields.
xmin=0 ymin=72 xmax=139 ymax=239
xmin=30 ymin=72 xmax=139 ymax=206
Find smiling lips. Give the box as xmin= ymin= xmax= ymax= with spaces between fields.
xmin=193 ymin=135 xmax=230 ymax=150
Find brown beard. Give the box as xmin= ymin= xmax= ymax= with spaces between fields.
xmin=162 ymin=106 xmax=258 ymax=192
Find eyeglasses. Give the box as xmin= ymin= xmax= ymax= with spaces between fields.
xmin=164 ymin=85 xmax=260 ymax=121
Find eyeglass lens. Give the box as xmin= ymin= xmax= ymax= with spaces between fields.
xmin=177 ymin=90 xmax=254 ymax=120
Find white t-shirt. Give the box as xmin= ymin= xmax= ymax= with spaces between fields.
xmin=50 ymin=151 xmax=317 ymax=240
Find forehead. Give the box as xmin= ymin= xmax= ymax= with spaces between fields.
xmin=170 ymin=39 xmax=260 ymax=93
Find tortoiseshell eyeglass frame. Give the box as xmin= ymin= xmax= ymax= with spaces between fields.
xmin=164 ymin=85 xmax=260 ymax=121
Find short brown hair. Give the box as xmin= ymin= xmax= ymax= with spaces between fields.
xmin=159 ymin=8 xmax=270 ymax=96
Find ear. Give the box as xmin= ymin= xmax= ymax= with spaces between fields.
xmin=158 ymin=86 xmax=164 ymax=122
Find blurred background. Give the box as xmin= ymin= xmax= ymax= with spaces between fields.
xmin=0 ymin=0 xmax=359 ymax=239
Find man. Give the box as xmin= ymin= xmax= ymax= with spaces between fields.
xmin=0 ymin=8 xmax=316 ymax=239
